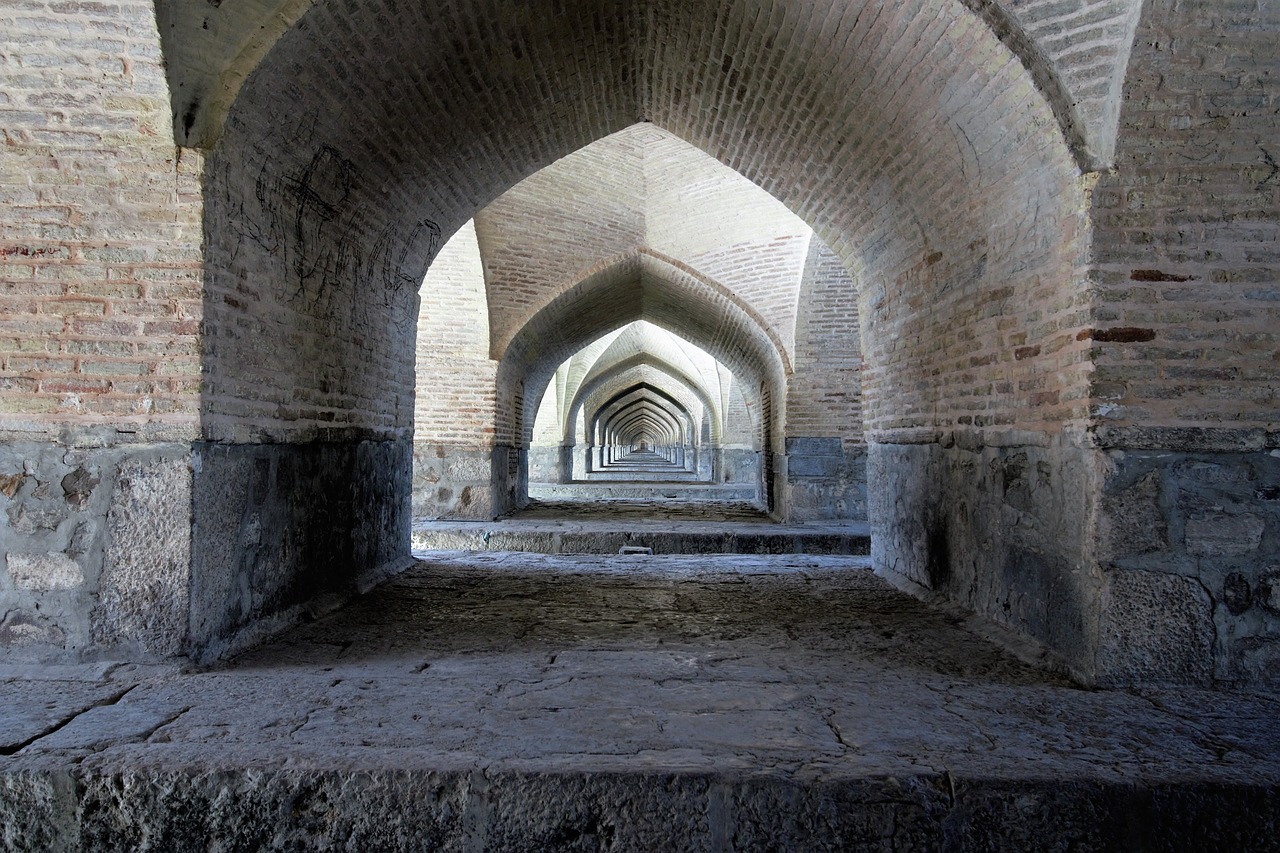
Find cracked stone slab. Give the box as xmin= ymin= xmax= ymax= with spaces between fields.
xmin=0 ymin=552 xmax=1277 ymax=848
xmin=0 ymin=679 xmax=139 ymax=756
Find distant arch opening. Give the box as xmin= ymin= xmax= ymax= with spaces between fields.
xmin=525 ymin=321 xmax=764 ymax=504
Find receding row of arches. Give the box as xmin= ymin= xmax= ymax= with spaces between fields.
xmin=193 ymin=0 xmax=1098 ymax=671
xmin=410 ymin=125 xmax=852 ymax=517
xmin=137 ymin=0 xmax=1257 ymax=691
xmin=525 ymin=321 xmax=761 ymax=492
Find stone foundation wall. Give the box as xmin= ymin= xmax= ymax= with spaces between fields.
xmin=190 ymin=439 xmax=412 ymax=663
xmin=870 ymin=431 xmax=1102 ymax=682
xmin=720 ymin=449 xmax=761 ymax=485
xmin=1095 ymin=429 xmax=1280 ymax=688
xmin=412 ymin=442 xmax=521 ymax=520
xmin=525 ymin=446 xmax=563 ymax=484
xmin=0 ymin=439 xmax=192 ymax=662
xmin=781 ymin=438 xmax=868 ymax=522
xmin=873 ymin=427 xmax=1280 ymax=689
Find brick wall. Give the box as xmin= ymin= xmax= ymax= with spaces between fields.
xmin=787 ymin=241 xmax=863 ymax=442
xmin=645 ymin=0 xmax=1089 ymax=437
xmin=1082 ymin=0 xmax=1280 ymax=688
xmin=0 ymin=0 xmax=202 ymax=437
xmin=1088 ymin=0 xmax=1279 ymax=430
xmin=415 ymin=221 xmax=495 ymax=447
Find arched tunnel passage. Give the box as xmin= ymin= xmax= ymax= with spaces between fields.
xmin=525 ymin=323 xmax=765 ymax=506
xmin=9 ymin=12 xmax=1279 ymax=840
xmin=408 ymin=123 xmax=882 ymax=529
xmin=454 ymin=248 xmax=788 ymax=520
xmin=191 ymin=0 xmax=1100 ymax=682
xmin=594 ymin=384 xmax=695 ymax=478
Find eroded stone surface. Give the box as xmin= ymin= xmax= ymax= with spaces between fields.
xmin=1099 ymin=468 xmax=1168 ymax=557
xmin=1097 ymin=570 xmax=1215 ymax=688
xmin=0 ymin=443 xmax=195 ymax=663
xmin=5 ymin=553 xmax=83 ymax=591
xmin=92 ymin=457 xmax=192 ymax=658
xmin=1187 ymin=512 xmax=1266 ymax=557
xmin=0 ymin=553 xmax=1276 ymax=849
xmin=1100 ymin=449 xmax=1280 ymax=689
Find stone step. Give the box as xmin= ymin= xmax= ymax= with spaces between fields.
xmin=3 ymin=553 xmax=1275 ymax=850
xmin=595 ymin=462 xmax=690 ymax=470
xmin=412 ymin=499 xmax=872 ymax=560
xmin=2 ymin=765 xmax=1272 ymax=850
xmin=412 ymin=517 xmax=870 ymax=556
xmin=529 ymin=483 xmax=759 ymax=501
xmin=582 ymin=470 xmax=702 ymax=481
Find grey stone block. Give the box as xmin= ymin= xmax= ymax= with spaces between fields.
xmin=1258 ymin=568 xmax=1280 ymax=614
xmin=786 ymin=455 xmax=841 ymax=478
xmin=1097 ymin=570 xmax=1214 ymax=687
xmin=784 ymin=437 xmax=842 ymax=456
xmin=1098 ymin=469 xmax=1168 ymax=557
xmin=6 ymin=553 xmax=83 ymax=591
xmin=1185 ymin=512 xmax=1265 ymax=557
xmin=92 ymin=456 xmax=193 ymax=658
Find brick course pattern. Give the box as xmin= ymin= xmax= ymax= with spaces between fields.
xmin=787 ymin=240 xmax=863 ymax=444
xmin=1088 ymin=0 xmax=1280 ymax=430
xmin=0 ymin=0 xmax=202 ymax=438
xmin=196 ymin=0 xmax=1088 ymax=446
xmin=415 ymin=220 xmax=494 ymax=448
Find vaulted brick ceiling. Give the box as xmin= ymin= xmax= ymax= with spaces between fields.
xmin=476 ymin=124 xmax=812 ymax=365
xmin=160 ymin=0 xmax=1141 ymax=169
xmin=420 ymin=123 xmax=813 ymax=449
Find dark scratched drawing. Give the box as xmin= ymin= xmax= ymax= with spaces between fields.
xmin=220 ymin=126 xmax=444 ymax=336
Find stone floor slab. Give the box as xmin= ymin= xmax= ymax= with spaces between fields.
xmin=0 ymin=552 xmax=1277 ymax=850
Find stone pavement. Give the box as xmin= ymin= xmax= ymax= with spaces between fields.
xmin=1 ymin=552 xmax=1277 ymax=850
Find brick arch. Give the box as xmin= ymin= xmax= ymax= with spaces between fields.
xmin=495 ymin=253 xmax=785 ymax=449
xmin=566 ymin=355 xmax=725 ymax=447
xmin=475 ymin=124 xmax=813 ymax=368
xmin=194 ymin=0 xmax=1090 ymax=658
xmin=596 ymin=387 xmax=691 ymax=447
xmin=587 ymin=374 xmax=712 ymax=450
xmin=204 ymin=0 xmax=1087 ymax=448
xmin=161 ymin=0 xmax=1134 ymax=168
xmin=491 ymin=247 xmax=795 ymax=378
